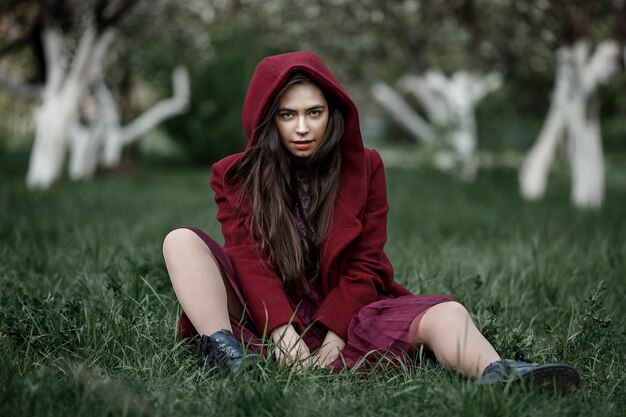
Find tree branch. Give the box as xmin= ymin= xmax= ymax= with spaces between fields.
xmin=370 ymin=81 xmax=435 ymax=144
xmin=581 ymin=40 xmax=620 ymax=96
xmin=41 ymin=25 xmax=65 ymax=93
xmin=120 ymin=65 xmax=190 ymax=145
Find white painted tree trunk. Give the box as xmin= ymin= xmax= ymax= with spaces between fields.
xmin=26 ymin=26 xmax=114 ymax=189
xmin=518 ymin=104 xmax=565 ymax=200
xmin=68 ymin=121 xmax=105 ymax=180
xmin=519 ymin=48 xmax=571 ymax=200
xmin=28 ymin=90 xmax=77 ymax=188
xmin=569 ymin=97 xmax=604 ymax=208
xmin=67 ymin=81 xmax=118 ymax=179
xmin=397 ymin=70 xmax=502 ymax=181
xmin=519 ymin=39 xmax=620 ymax=209
xmin=26 ymin=28 xmax=71 ymax=189
xmin=24 ymin=23 xmax=189 ymax=186
xmin=68 ymin=91 xmax=105 ymax=180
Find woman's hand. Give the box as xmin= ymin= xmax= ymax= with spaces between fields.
xmin=311 ymin=330 xmax=346 ymax=368
xmin=270 ymin=324 xmax=311 ymax=368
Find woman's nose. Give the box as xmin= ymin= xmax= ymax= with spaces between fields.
xmin=296 ymin=116 xmax=309 ymax=135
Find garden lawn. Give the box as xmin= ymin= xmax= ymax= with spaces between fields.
xmin=1 ymin=157 xmax=625 ymax=417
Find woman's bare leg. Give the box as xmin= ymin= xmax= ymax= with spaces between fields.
xmin=415 ymin=301 xmax=501 ymax=378
xmin=162 ymin=228 xmax=244 ymax=336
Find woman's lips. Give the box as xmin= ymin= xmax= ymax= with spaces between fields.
xmin=292 ymin=140 xmax=313 ymax=150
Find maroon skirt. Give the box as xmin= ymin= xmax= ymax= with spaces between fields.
xmin=176 ymin=226 xmax=455 ymax=370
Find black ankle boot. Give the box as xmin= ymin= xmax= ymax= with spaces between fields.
xmin=478 ymin=359 xmax=580 ymax=395
xmin=196 ymin=329 xmax=260 ymax=373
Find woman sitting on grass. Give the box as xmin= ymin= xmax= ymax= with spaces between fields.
xmin=162 ymin=51 xmax=579 ymax=393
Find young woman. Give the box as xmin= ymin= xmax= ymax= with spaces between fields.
xmin=162 ymin=51 xmax=579 ymax=393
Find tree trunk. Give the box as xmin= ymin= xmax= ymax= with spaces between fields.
xmin=27 ymin=91 xmax=76 ymax=188
xmin=519 ymin=39 xmax=619 ymax=209
xmin=26 ymin=26 xmax=114 ymax=189
xmin=68 ymin=121 xmax=104 ymax=180
xmin=66 ymin=80 xmax=121 ymax=179
xmin=26 ymin=27 xmax=73 ymax=188
xmin=518 ymin=103 xmax=565 ymax=200
xmin=519 ymin=48 xmax=570 ymax=200
xmin=569 ymin=40 xmax=619 ymax=208
xmin=569 ymin=97 xmax=604 ymax=208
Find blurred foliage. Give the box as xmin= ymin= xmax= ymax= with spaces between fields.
xmin=0 ymin=0 xmax=625 ymax=164
xmin=161 ymin=27 xmax=274 ymax=164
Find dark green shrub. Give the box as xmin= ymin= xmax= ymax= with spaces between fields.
xmin=164 ymin=28 xmax=276 ymax=165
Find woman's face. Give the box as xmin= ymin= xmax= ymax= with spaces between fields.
xmin=275 ymin=82 xmax=329 ymax=159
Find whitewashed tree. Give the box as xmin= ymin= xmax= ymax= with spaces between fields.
xmin=519 ymin=41 xmax=620 ymax=208
xmin=372 ymin=70 xmax=502 ymax=181
xmin=27 ymin=25 xmax=116 ymax=188
xmin=0 ymin=0 xmax=196 ymax=189
xmin=517 ymin=1 xmax=624 ymax=209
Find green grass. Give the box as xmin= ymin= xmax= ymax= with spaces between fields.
xmin=1 ymin=157 xmax=625 ymax=417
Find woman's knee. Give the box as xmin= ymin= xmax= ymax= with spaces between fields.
xmin=418 ymin=301 xmax=472 ymax=339
xmin=162 ymin=227 xmax=206 ymax=259
xmin=435 ymin=301 xmax=471 ymax=319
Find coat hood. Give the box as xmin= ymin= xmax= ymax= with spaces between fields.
xmin=242 ymin=51 xmax=363 ymax=154
xmin=239 ymin=51 xmax=367 ymax=216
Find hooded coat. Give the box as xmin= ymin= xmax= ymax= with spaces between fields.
xmin=209 ymin=51 xmax=412 ymax=341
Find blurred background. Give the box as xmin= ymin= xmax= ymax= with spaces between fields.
xmin=0 ymin=0 xmax=625 ymax=208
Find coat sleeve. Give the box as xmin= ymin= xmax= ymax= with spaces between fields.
xmin=210 ymin=161 xmax=303 ymax=335
xmin=312 ymin=150 xmax=397 ymax=340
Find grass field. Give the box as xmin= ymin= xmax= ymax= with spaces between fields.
xmin=1 ymin=154 xmax=625 ymax=417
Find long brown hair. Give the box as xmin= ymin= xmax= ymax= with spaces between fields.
xmin=229 ymin=73 xmax=344 ymax=296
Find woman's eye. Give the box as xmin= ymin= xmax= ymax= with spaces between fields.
xmin=279 ymin=112 xmax=294 ymax=120
xmin=310 ymin=110 xmax=321 ymax=117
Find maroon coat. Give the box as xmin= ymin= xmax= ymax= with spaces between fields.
xmin=210 ymin=51 xmax=411 ymax=341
